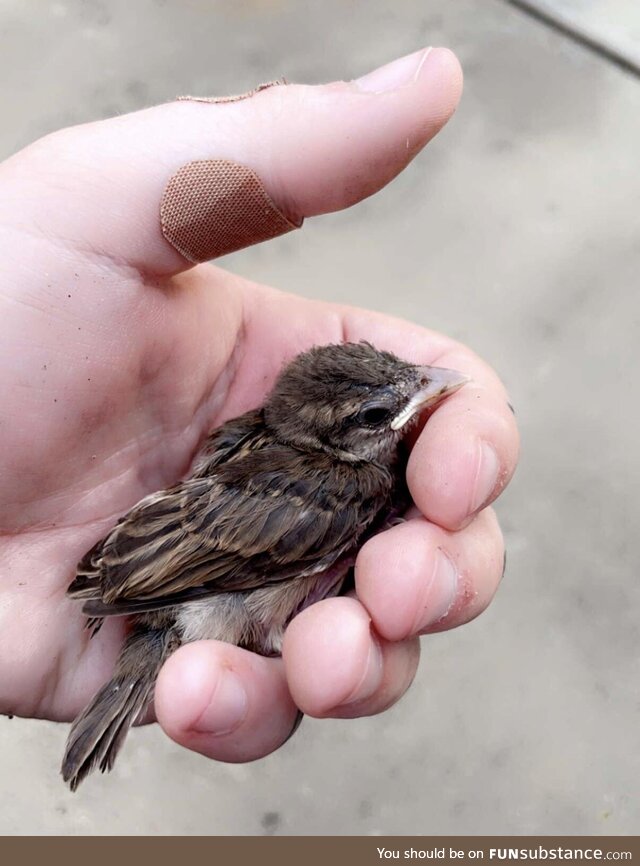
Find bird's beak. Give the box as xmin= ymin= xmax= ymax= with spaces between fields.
xmin=390 ymin=366 xmax=470 ymax=431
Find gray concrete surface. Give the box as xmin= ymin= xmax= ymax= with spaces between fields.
xmin=0 ymin=0 xmax=639 ymax=837
xmin=508 ymin=0 xmax=640 ymax=73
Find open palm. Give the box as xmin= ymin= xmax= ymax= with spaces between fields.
xmin=0 ymin=48 xmax=518 ymax=766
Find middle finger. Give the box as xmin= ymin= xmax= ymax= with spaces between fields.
xmin=355 ymin=508 xmax=505 ymax=642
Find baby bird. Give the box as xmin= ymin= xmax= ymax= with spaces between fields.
xmin=61 ymin=341 xmax=467 ymax=789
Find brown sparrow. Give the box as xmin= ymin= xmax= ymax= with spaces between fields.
xmin=61 ymin=341 xmax=467 ymax=789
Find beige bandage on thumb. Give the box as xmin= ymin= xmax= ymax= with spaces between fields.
xmin=160 ymin=158 xmax=301 ymax=263
xmin=161 ymin=79 xmax=301 ymax=263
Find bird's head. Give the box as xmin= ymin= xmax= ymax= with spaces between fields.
xmin=264 ymin=342 xmax=468 ymax=463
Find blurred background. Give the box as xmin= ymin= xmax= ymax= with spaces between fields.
xmin=0 ymin=0 xmax=638 ymax=837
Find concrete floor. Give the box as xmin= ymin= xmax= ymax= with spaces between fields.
xmin=0 ymin=0 xmax=638 ymax=837
xmin=508 ymin=0 xmax=640 ymax=72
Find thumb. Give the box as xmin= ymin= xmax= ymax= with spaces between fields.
xmin=0 ymin=46 xmax=462 ymax=277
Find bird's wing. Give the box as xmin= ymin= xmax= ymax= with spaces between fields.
xmin=72 ymin=446 xmax=380 ymax=613
xmin=69 ymin=410 xmax=265 ymax=599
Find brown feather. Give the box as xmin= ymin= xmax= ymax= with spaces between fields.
xmin=61 ymin=627 xmax=178 ymax=791
xmin=73 ymin=414 xmax=395 ymax=614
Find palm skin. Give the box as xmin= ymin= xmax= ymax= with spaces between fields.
xmin=0 ymin=46 xmax=519 ymax=767
xmin=1 ymin=257 xmax=243 ymax=716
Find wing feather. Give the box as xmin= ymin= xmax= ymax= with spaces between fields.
xmin=69 ymin=414 xmax=393 ymax=616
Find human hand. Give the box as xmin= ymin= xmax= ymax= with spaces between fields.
xmin=0 ymin=47 xmax=518 ymax=764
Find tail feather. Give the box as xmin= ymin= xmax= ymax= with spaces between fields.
xmin=62 ymin=677 xmax=150 ymax=791
xmin=61 ymin=627 xmax=178 ymax=791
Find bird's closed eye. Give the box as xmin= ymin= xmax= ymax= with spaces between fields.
xmin=356 ymin=402 xmax=394 ymax=427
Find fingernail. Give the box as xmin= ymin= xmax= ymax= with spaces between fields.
xmin=342 ymin=632 xmax=383 ymax=705
xmin=415 ymin=549 xmax=458 ymax=632
xmin=191 ymin=669 xmax=249 ymax=735
xmin=471 ymin=441 xmax=500 ymax=513
xmin=355 ymin=46 xmax=433 ymax=94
